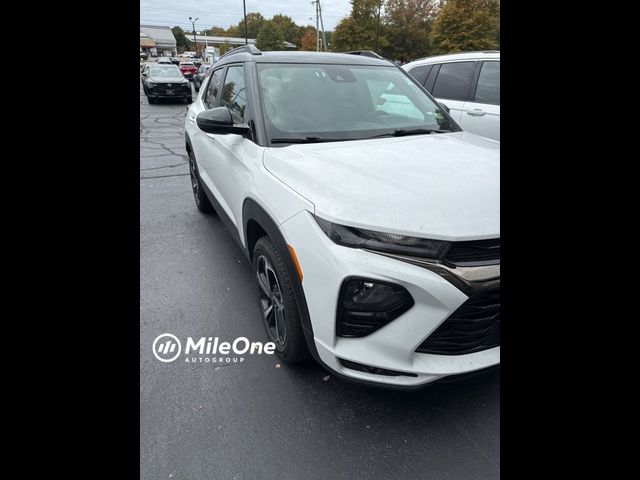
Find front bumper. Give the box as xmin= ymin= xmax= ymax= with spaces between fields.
xmin=279 ymin=210 xmax=500 ymax=388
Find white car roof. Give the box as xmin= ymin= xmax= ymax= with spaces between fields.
xmin=404 ymin=51 xmax=500 ymax=68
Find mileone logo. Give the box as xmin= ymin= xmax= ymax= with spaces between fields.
xmin=152 ymin=333 xmax=276 ymax=364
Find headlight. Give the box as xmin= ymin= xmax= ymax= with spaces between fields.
xmin=313 ymin=214 xmax=450 ymax=260
xmin=146 ymin=81 xmax=155 ymax=87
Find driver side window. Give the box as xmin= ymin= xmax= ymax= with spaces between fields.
xmin=220 ymin=65 xmax=247 ymax=123
xmin=205 ymin=68 xmax=224 ymax=109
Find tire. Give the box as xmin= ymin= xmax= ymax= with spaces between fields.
xmin=186 ymin=95 xmax=193 ymax=104
xmin=194 ymin=81 xmax=200 ymax=92
xmin=253 ymin=237 xmax=310 ymax=364
xmin=188 ymin=150 xmax=214 ymax=213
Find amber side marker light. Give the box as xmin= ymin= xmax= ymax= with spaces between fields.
xmin=288 ymin=245 xmax=303 ymax=282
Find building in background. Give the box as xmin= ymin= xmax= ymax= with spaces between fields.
xmin=140 ymin=25 xmax=177 ymax=57
xmin=188 ymin=35 xmax=296 ymax=57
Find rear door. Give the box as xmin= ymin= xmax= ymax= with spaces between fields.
xmin=429 ymin=61 xmax=476 ymax=124
xmin=459 ymin=60 xmax=500 ymax=141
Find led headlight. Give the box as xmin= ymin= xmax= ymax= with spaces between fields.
xmin=313 ymin=214 xmax=450 ymax=260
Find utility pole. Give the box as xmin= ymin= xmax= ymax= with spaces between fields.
xmin=189 ymin=16 xmax=199 ymax=55
xmin=314 ymin=1 xmax=320 ymax=51
xmin=243 ymin=0 xmax=248 ymax=45
xmin=375 ymin=1 xmax=382 ymax=52
xmin=319 ymin=0 xmax=327 ymax=52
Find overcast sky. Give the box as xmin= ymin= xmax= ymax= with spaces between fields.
xmin=140 ymin=0 xmax=352 ymax=33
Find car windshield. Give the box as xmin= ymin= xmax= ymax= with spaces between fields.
xmin=257 ymin=63 xmax=459 ymax=142
xmin=150 ymin=66 xmax=182 ymax=77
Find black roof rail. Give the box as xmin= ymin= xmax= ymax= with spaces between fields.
xmin=342 ymin=50 xmax=385 ymax=60
xmin=219 ymin=44 xmax=262 ymax=61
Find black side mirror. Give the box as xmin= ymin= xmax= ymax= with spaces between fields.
xmin=439 ymin=102 xmax=450 ymax=113
xmin=196 ymin=107 xmax=252 ymax=137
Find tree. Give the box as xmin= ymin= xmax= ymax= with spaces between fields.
xmin=382 ymin=0 xmax=437 ymax=62
xmin=219 ymin=42 xmax=233 ymax=55
xmin=204 ymin=26 xmax=229 ymax=36
xmin=171 ymin=26 xmax=192 ymax=53
xmin=300 ymin=27 xmax=318 ymax=51
xmin=331 ymin=0 xmax=386 ymax=52
xmin=236 ymin=12 xmax=266 ymax=39
xmin=270 ymin=14 xmax=300 ymax=46
xmin=430 ymin=0 xmax=499 ymax=54
xmin=256 ymin=21 xmax=285 ymax=50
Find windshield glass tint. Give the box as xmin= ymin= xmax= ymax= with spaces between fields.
xmin=257 ymin=64 xmax=457 ymax=140
xmin=150 ymin=66 xmax=182 ymax=77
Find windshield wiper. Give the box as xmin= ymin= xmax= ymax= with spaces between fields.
xmin=271 ymin=136 xmax=357 ymax=144
xmin=368 ymin=128 xmax=452 ymax=139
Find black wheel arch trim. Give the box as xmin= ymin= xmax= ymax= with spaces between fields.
xmin=242 ymin=199 xmax=320 ymax=361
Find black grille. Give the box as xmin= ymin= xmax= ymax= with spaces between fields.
xmin=416 ymin=288 xmax=500 ymax=355
xmin=153 ymin=83 xmax=189 ymax=93
xmin=444 ymin=238 xmax=500 ymax=266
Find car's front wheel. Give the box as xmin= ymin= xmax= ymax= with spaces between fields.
xmin=253 ymin=237 xmax=309 ymax=363
xmin=188 ymin=150 xmax=214 ymax=213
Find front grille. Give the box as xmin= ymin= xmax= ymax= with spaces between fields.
xmin=416 ymin=287 xmax=500 ymax=355
xmin=444 ymin=238 xmax=500 ymax=266
xmin=153 ymin=83 xmax=189 ymax=93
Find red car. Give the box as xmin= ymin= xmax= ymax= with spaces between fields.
xmin=179 ymin=62 xmax=198 ymax=80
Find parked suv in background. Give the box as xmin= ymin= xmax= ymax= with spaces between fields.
xmin=403 ymin=51 xmax=500 ymax=141
xmin=185 ymin=46 xmax=500 ymax=389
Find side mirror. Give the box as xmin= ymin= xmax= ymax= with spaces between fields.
xmin=439 ymin=102 xmax=450 ymax=113
xmin=196 ymin=107 xmax=252 ymax=137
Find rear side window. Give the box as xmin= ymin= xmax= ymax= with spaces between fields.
xmin=205 ymin=68 xmax=223 ymax=109
xmin=407 ymin=65 xmax=431 ymax=86
xmin=474 ymin=61 xmax=500 ymax=105
xmin=220 ymin=65 xmax=247 ymax=122
xmin=431 ymin=61 xmax=476 ymax=101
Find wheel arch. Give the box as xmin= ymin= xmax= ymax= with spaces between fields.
xmin=242 ymin=198 xmax=320 ymax=360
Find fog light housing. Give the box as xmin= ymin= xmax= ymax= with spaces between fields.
xmin=337 ymin=277 xmax=414 ymax=337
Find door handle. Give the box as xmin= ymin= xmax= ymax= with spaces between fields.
xmin=466 ymin=109 xmax=486 ymax=116
xmin=187 ymin=113 xmax=196 ymax=123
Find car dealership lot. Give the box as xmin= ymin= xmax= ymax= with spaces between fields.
xmin=140 ymin=81 xmax=500 ymax=479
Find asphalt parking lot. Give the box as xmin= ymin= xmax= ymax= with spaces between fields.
xmin=139 ymin=80 xmax=500 ymax=479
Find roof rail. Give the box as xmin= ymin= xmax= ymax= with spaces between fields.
xmin=219 ymin=44 xmax=262 ymax=61
xmin=342 ymin=50 xmax=385 ymax=60
xmin=412 ymin=50 xmax=500 ymax=62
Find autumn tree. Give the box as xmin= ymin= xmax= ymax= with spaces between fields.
xmin=256 ymin=21 xmax=285 ymax=50
xmin=300 ymin=27 xmax=318 ymax=51
xmin=430 ymin=0 xmax=500 ymax=54
xmin=382 ymin=0 xmax=438 ymax=62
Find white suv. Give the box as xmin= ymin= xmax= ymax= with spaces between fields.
xmin=184 ymin=46 xmax=500 ymax=389
xmin=403 ymin=51 xmax=500 ymax=141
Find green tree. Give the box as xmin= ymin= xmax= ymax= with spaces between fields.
xmin=331 ymin=0 xmax=386 ymax=52
xmin=271 ymin=14 xmax=300 ymax=46
xmin=171 ymin=26 xmax=192 ymax=53
xmin=236 ymin=12 xmax=266 ymax=38
xmin=382 ymin=0 xmax=438 ymax=62
xmin=256 ymin=21 xmax=285 ymax=50
xmin=429 ymin=0 xmax=500 ymax=54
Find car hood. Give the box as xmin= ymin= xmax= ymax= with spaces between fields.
xmin=263 ymin=132 xmax=499 ymax=241
xmin=148 ymin=76 xmax=187 ymax=83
